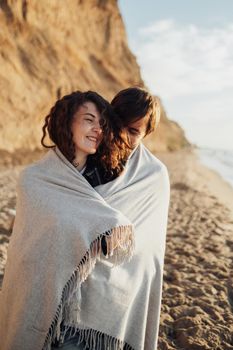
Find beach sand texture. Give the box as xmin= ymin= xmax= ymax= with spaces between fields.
xmin=0 ymin=149 xmax=233 ymax=349
xmin=157 ymin=150 xmax=233 ymax=350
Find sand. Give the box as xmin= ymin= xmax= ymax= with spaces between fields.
xmin=0 ymin=149 xmax=233 ymax=349
xmin=156 ymin=149 xmax=233 ymax=350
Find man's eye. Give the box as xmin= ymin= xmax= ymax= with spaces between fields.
xmin=128 ymin=129 xmax=139 ymax=135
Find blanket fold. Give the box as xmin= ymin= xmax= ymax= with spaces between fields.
xmin=44 ymin=225 xmax=134 ymax=350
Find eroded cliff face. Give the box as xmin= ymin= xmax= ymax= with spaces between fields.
xmin=0 ymin=0 xmax=188 ymax=152
xmin=0 ymin=0 xmax=142 ymax=151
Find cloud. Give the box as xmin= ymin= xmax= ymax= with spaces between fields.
xmin=132 ymin=20 xmax=233 ymax=149
xmin=166 ymin=90 xmax=233 ymax=149
xmin=134 ymin=20 xmax=233 ymax=99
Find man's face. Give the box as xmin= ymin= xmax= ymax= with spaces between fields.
xmin=124 ymin=114 xmax=150 ymax=148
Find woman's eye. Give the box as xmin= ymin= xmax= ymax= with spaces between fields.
xmin=86 ymin=118 xmax=93 ymax=123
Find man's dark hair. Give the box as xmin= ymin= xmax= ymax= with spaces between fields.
xmin=111 ymin=87 xmax=160 ymax=136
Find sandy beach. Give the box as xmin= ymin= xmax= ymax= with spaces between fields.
xmin=0 ymin=149 xmax=233 ymax=349
xmin=157 ymin=150 xmax=233 ymax=350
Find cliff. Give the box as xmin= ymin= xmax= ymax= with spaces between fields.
xmin=0 ymin=0 xmax=189 ymax=153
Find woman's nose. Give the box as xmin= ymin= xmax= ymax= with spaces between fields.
xmin=92 ymin=122 xmax=102 ymax=133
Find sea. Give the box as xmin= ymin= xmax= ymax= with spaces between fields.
xmin=196 ymin=148 xmax=233 ymax=189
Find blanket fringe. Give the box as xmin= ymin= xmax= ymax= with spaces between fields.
xmin=42 ymin=224 xmax=134 ymax=350
xmin=50 ymin=325 xmax=134 ymax=350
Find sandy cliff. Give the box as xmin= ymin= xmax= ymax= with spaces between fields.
xmin=0 ymin=0 xmax=188 ymax=153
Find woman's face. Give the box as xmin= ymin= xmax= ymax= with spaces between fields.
xmin=71 ymin=101 xmax=103 ymax=158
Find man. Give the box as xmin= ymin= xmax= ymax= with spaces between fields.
xmin=81 ymin=87 xmax=169 ymax=350
xmin=83 ymin=86 xmax=161 ymax=258
xmin=83 ymin=86 xmax=160 ymax=186
xmin=111 ymin=86 xmax=160 ymax=149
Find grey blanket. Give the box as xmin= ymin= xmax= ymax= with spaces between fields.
xmin=0 ymin=143 xmax=170 ymax=350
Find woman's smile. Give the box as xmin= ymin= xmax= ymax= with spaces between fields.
xmin=87 ymin=135 xmax=98 ymax=143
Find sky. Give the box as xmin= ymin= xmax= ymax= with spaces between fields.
xmin=119 ymin=0 xmax=233 ymax=150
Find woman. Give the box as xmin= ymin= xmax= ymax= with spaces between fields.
xmin=41 ymin=90 xmax=129 ymax=183
xmin=0 ymin=91 xmax=134 ymax=350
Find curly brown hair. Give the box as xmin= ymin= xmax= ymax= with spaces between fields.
xmin=41 ymin=90 xmax=130 ymax=176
